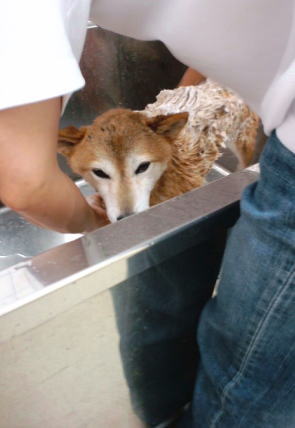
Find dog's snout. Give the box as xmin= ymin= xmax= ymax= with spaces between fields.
xmin=117 ymin=213 xmax=133 ymax=221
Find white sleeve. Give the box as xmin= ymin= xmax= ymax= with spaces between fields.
xmin=90 ymin=0 xmax=160 ymax=41
xmin=0 ymin=0 xmax=91 ymax=110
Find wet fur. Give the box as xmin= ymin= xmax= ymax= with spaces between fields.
xmin=58 ymin=80 xmax=259 ymax=221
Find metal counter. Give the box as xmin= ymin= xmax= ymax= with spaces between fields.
xmin=0 ymin=26 xmax=260 ymax=428
xmin=0 ymin=166 xmax=259 ymax=427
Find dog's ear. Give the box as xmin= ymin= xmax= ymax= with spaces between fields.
xmin=146 ymin=112 xmax=188 ymax=139
xmin=58 ymin=126 xmax=88 ymax=157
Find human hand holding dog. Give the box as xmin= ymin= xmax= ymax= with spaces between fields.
xmin=178 ymin=67 xmax=205 ymax=87
xmin=0 ymin=98 xmax=109 ymax=234
xmin=86 ymin=194 xmax=110 ymax=226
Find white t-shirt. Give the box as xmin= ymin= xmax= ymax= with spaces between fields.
xmin=0 ymin=1 xmax=91 ymax=110
xmin=1 ymin=0 xmax=295 ymax=153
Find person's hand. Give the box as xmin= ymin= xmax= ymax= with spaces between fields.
xmin=86 ymin=193 xmax=110 ymax=226
xmin=0 ymin=98 xmax=108 ymax=233
xmin=178 ymin=67 xmax=206 ymax=87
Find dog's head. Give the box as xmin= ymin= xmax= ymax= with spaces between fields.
xmin=58 ymin=109 xmax=188 ymax=222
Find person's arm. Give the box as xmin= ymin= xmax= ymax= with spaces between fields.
xmin=0 ymin=98 xmax=108 ymax=233
xmin=178 ymin=67 xmax=206 ymax=87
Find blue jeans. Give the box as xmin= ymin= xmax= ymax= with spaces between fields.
xmin=179 ymin=132 xmax=295 ymax=427
xmin=112 ymin=132 xmax=295 ymax=427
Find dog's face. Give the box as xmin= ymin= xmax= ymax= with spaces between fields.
xmin=58 ymin=109 xmax=188 ymax=222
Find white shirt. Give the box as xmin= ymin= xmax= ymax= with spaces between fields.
xmin=0 ymin=1 xmax=91 ymax=110
xmin=1 ymin=0 xmax=295 ymax=153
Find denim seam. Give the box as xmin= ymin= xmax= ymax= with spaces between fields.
xmin=209 ymin=266 xmax=295 ymax=428
xmin=238 ymin=340 xmax=295 ymax=426
xmin=262 ymin=158 xmax=294 ymax=188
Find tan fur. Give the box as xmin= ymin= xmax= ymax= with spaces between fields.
xmin=59 ymin=109 xmax=179 ymax=177
xmin=58 ymin=80 xmax=259 ymax=221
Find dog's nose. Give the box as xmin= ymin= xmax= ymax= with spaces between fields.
xmin=117 ymin=213 xmax=133 ymax=221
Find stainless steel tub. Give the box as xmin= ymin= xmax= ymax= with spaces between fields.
xmin=0 ymin=26 xmax=260 ymax=428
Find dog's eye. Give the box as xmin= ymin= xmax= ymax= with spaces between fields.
xmin=92 ymin=169 xmax=110 ymax=179
xmin=135 ymin=162 xmax=150 ymax=175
